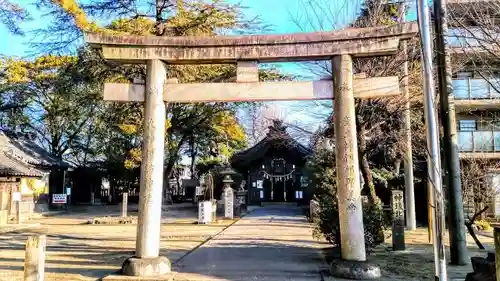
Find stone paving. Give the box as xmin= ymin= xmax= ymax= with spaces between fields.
xmin=173 ymin=206 xmax=329 ymax=281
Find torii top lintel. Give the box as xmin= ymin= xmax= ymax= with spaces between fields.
xmin=85 ymin=22 xmax=418 ymax=64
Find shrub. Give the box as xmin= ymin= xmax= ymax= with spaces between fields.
xmin=308 ymin=147 xmax=387 ymax=253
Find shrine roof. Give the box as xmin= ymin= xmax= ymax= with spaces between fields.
xmin=0 ymin=130 xmax=70 ymax=177
xmin=85 ymin=22 xmax=418 ymax=64
xmin=230 ymin=121 xmax=312 ymax=169
xmin=0 ymin=153 xmax=44 ymax=177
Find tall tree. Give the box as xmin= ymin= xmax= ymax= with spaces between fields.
xmin=0 ymin=1 xmax=29 ymax=35
xmin=0 ymin=52 xmax=102 ymax=158
xmin=27 ymin=0 xmax=281 ymax=185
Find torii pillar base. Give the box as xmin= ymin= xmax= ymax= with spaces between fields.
xmin=330 ymin=260 xmax=381 ymax=280
xmin=120 ymin=257 xmax=171 ymax=277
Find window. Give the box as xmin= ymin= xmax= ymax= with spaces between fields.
xmin=458 ymin=120 xmax=477 ymax=131
xmin=456 ymin=72 xmax=473 ymax=79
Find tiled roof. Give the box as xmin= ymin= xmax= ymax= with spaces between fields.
xmin=230 ymin=121 xmax=312 ymax=169
xmin=0 ymin=153 xmax=44 ymax=177
xmin=0 ymin=130 xmax=69 ymax=177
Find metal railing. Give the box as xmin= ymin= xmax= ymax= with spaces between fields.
xmin=458 ymin=131 xmax=500 ymax=152
xmin=452 ymin=78 xmax=500 ymax=100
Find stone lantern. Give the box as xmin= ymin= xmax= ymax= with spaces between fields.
xmin=219 ymin=165 xmax=247 ymax=217
xmin=219 ymin=165 xmax=236 ymax=219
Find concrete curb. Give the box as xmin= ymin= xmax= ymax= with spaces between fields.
xmin=0 ymin=223 xmax=40 ymax=233
xmin=39 ymin=210 xmax=67 ymax=217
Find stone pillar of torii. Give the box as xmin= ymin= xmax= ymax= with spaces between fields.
xmin=85 ymin=22 xmax=417 ymax=279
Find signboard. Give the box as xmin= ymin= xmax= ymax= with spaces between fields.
xmin=52 ymin=194 xmax=67 ymax=204
xmin=66 ymin=187 xmax=72 ymax=195
xmin=391 ymin=190 xmax=405 ymax=251
xmin=12 ymin=192 xmax=21 ymax=202
xmin=391 ymin=190 xmax=405 ymax=226
xmin=198 ymin=201 xmax=212 ymax=224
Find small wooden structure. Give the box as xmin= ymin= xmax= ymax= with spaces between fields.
xmin=231 ymin=120 xmax=312 ymax=205
xmin=0 ymin=130 xmax=69 ymax=220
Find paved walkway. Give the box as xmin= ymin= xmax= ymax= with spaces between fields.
xmin=174 ymin=206 xmax=329 ymax=281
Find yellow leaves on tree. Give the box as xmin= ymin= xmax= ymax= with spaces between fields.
xmin=3 ymin=59 xmax=28 ymax=83
xmin=165 ymin=1 xmax=238 ymax=36
xmin=212 ymin=111 xmax=247 ymax=157
xmin=51 ymin=0 xmax=153 ymax=35
xmin=51 ymin=0 xmax=238 ymax=37
xmin=108 ymin=18 xmax=155 ymax=36
xmin=51 ymin=0 xmax=103 ymax=33
xmin=165 ymin=118 xmax=172 ymax=132
xmin=4 ymin=55 xmax=77 ymax=83
xmin=118 ymin=118 xmax=171 ymax=136
xmin=118 ymin=124 xmax=137 ymax=136
xmin=120 ymin=117 xmax=171 ymax=169
xmin=124 ymin=147 xmax=142 ymax=170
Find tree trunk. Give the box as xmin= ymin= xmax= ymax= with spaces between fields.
xmin=190 ymin=137 xmax=197 ymax=179
xmin=464 ymin=206 xmax=489 ymax=250
xmin=465 ymin=223 xmax=485 ymax=250
xmin=357 ymin=122 xmax=379 ymax=205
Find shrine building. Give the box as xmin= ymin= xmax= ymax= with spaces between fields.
xmin=230 ymin=120 xmax=312 ymax=205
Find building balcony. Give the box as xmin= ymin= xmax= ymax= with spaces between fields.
xmin=452 ymin=78 xmax=500 ymax=111
xmin=458 ymin=130 xmax=500 ymax=158
xmin=447 ymin=27 xmax=500 ymax=62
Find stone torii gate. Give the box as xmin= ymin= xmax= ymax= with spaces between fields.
xmin=86 ymin=22 xmax=417 ymax=279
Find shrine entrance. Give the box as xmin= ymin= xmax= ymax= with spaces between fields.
xmin=269 ymin=158 xmax=288 ymax=202
xmin=86 ymin=22 xmax=417 ymax=278
xmin=262 ymin=158 xmax=294 ymax=202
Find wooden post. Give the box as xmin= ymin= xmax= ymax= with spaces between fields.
xmin=428 ymin=182 xmax=433 ymax=244
xmin=24 ymin=235 xmax=46 ymax=281
xmin=391 ymin=190 xmax=406 ymax=251
xmin=122 ymin=193 xmax=128 ymax=217
xmin=16 ymin=200 xmax=21 ymax=225
xmin=495 ymin=227 xmax=500 ymax=281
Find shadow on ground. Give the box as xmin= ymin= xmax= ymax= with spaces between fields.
xmin=0 ymin=205 xmax=489 ymax=281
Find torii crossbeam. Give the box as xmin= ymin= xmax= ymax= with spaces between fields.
xmin=86 ymin=22 xmax=418 ymax=279
xmin=103 ymin=75 xmax=400 ymax=103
